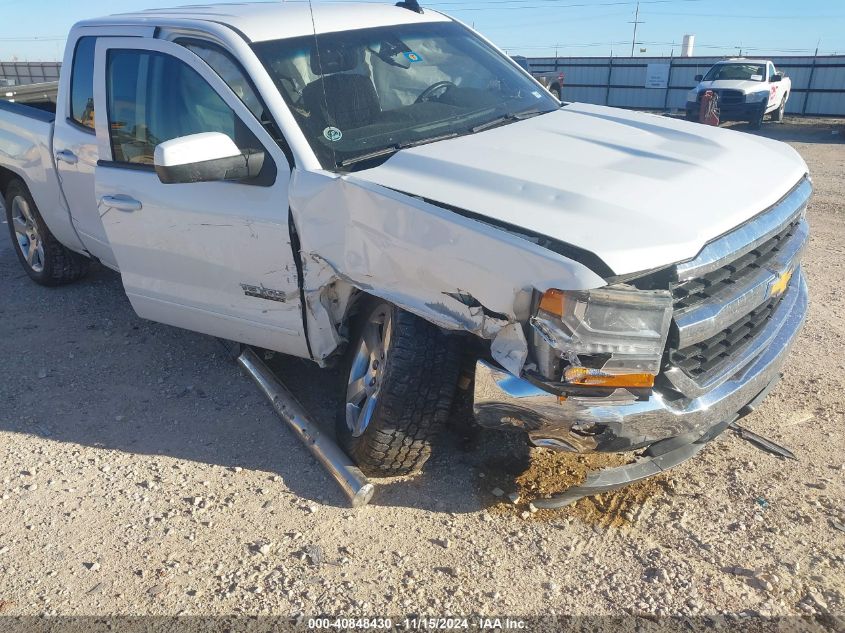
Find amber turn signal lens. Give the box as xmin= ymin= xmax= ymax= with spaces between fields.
xmin=538 ymin=289 xmax=566 ymax=316
xmin=564 ymin=367 xmax=655 ymax=388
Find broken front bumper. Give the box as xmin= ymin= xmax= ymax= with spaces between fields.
xmin=474 ymin=271 xmax=808 ymax=453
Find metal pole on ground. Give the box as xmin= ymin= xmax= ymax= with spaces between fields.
xmin=237 ymin=347 xmax=375 ymax=508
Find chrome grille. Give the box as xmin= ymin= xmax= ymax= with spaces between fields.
xmin=672 ymin=215 xmax=804 ymax=313
xmin=670 ymin=295 xmax=783 ymax=378
xmin=663 ymin=178 xmax=811 ymax=393
xmin=697 ymin=89 xmax=744 ymax=105
xmin=716 ymin=89 xmax=744 ymax=105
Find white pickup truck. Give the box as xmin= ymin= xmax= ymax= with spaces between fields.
xmin=0 ymin=2 xmax=810 ymax=503
xmin=685 ymin=58 xmax=791 ymax=128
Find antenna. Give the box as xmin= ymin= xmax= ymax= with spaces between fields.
xmin=307 ymin=0 xmax=337 ymax=166
xmin=396 ymin=0 xmax=424 ymax=13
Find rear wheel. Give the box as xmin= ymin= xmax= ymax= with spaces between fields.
xmin=550 ymin=85 xmax=562 ymax=100
xmin=4 ymin=180 xmax=90 ymax=286
xmin=336 ymin=299 xmax=462 ymax=476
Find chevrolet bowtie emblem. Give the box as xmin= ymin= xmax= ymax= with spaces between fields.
xmin=769 ymin=268 xmax=794 ymax=298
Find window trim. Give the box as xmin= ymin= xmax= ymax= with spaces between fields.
xmin=68 ymin=36 xmax=97 ymax=134
xmin=96 ymin=159 xmax=155 ymax=172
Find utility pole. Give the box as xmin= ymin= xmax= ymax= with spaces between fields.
xmin=629 ymin=2 xmax=643 ymax=57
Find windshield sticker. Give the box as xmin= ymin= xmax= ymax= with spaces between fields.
xmin=531 ymin=90 xmax=543 ymax=99
xmin=404 ymin=51 xmax=423 ymax=63
xmin=323 ymin=126 xmax=343 ymax=142
xmin=750 ymin=74 xmax=763 ymax=81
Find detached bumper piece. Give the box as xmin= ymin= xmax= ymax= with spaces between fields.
xmin=530 ymin=426 xmax=719 ymax=509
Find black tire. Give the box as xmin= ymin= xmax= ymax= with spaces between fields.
xmin=771 ymin=96 xmax=786 ymax=122
xmin=686 ymin=109 xmax=698 ymax=122
xmin=550 ymin=85 xmax=562 ymax=100
xmin=4 ymin=179 xmax=90 ymax=286
xmin=749 ymin=110 xmax=764 ymax=130
xmin=336 ymin=299 xmax=462 ymax=476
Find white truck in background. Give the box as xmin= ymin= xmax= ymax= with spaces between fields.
xmin=0 ymin=3 xmax=810 ymax=505
xmin=686 ymin=58 xmax=791 ymax=128
xmin=511 ymin=55 xmax=564 ymax=100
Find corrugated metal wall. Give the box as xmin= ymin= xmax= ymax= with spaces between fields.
xmin=0 ymin=61 xmax=61 ymax=87
xmin=2 ymin=57 xmax=843 ymax=116
xmin=528 ymin=55 xmax=845 ymax=116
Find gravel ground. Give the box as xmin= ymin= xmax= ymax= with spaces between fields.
xmin=0 ymin=119 xmax=843 ymax=626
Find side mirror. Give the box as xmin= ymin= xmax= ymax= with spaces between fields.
xmin=771 ymin=74 xmax=782 ymax=83
xmin=154 ymin=132 xmax=264 ymax=185
xmin=694 ymin=74 xmax=703 ymax=82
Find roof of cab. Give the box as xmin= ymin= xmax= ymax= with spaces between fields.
xmin=84 ymin=2 xmax=452 ymax=43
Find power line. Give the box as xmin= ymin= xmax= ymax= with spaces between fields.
xmin=424 ymin=0 xmax=701 ymax=5
xmin=0 ymin=37 xmax=64 ymax=42
xmin=407 ymin=0 xmax=706 ymax=11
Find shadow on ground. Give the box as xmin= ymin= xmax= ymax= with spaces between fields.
xmin=0 ymin=238 xmax=535 ymax=514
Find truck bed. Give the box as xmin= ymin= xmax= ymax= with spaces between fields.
xmin=1 ymin=80 xmax=59 ymax=112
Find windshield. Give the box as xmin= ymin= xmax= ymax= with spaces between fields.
xmin=703 ymin=63 xmax=766 ymax=82
xmin=252 ymin=22 xmax=558 ymax=170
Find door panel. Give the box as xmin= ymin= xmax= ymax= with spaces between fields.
xmin=93 ymin=37 xmax=308 ymax=358
xmin=53 ymin=36 xmax=118 ymax=267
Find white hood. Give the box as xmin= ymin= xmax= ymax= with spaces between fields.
xmin=696 ymin=79 xmax=769 ymax=94
xmin=355 ymin=103 xmax=808 ymax=276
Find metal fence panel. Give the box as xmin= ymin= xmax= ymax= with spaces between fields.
xmin=0 ymin=61 xmax=61 ymax=87
xmin=528 ymin=55 xmax=845 ymax=116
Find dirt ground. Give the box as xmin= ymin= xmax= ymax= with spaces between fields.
xmin=0 ymin=117 xmax=843 ymax=627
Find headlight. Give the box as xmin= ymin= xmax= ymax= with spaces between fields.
xmin=530 ymin=285 xmax=673 ymax=384
xmin=745 ymin=90 xmax=769 ymax=103
xmin=686 ymin=89 xmax=699 ymax=102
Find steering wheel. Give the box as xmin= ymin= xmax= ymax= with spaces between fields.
xmin=415 ymin=81 xmax=457 ymax=104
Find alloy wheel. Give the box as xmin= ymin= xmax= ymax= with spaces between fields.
xmin=10 ymin=195 xmax=45 ymax=273
xmin=345 ymin=305 xmax=393 ymax=437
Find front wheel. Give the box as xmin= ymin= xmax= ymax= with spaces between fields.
xmin=336 ymin=299 xmax=462 ymax=476
xmin=4 ymin=179 xmax=90 ymax=286
xmin=771 ymin=97 xmax=786 ymax=122
xmin=749 ymin=109 xmax=765 ymax=130
xmin=549 ymin=85 xmax=562 ymax=100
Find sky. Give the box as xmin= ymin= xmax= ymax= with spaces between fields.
xmin=1 ymin=0 xmax=844 ymax=60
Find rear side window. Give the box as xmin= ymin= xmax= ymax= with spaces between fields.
xmin=105 ymin=49 xmax=261 ymax=165
xmin=69 ymin=37 xmax=96 ymax=130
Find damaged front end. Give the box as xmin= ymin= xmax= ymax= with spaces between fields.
xmin=473 ymin=177 xmax=811 ymax=505
xmin=288 ymin=168 xmax=810 ymax=507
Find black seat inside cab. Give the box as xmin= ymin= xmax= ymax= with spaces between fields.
xmin=301 ymin=42 xmax=380 ymax=130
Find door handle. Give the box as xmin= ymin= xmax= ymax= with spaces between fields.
xmin=55 ymin=149 xmax=78 ymax=165
xmin=99 ymin=195 xmax=142 ymax=212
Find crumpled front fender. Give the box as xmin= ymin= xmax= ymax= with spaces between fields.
xmin=288 ymin=168 xmax=606 ymax=374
